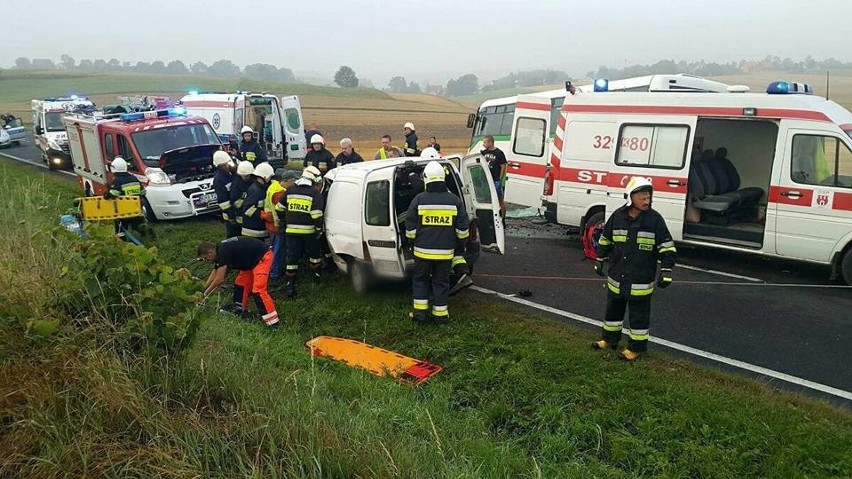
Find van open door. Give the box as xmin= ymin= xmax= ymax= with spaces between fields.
xmin=461 ymin=154 xmax=505 ymax=254
xmin=280 ymin=95 xmax=307 ymax=162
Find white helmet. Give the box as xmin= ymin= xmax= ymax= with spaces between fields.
xmin=111 ymin=156 xmax=128 ymax=173
xmin=212 ymin=150 xmax=231 ymax=167
xmin=310 ymin=134 xmax=325 ymax=145
xmin=301 ymin=165 xmax=322 ymax=183
xmin=625 ymin=176 xmax=653 ymax=206
xmin=240 ymin=125 xmax=254 ymax=135
xmin=404 ymin=122 xmax=415 ymax=131
xmin=423 ymin=160 xmax=445 ymax=184
xmin=420 ymin=147 xmax=440 ymax=159
xmin=253 ymin=162 xmax=275 ymax=180
xmin=236 ymin=160 xmax=255 ymax=176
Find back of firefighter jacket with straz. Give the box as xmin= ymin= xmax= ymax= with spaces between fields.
xmin=405 ymin=190 xmax=470 ymax=261
xmin=276 ymin=183 xmax=324 ymax=235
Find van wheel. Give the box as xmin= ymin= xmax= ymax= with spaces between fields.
xmin=142 ymin=198 xmax=157 ymax=222
xmin=841 ymin=249 xmax=852 ymax=285
xmin=349 ymin=260 xmax=372 ymax=294
xmin=583 ymin=211 xmax=605 ymax=242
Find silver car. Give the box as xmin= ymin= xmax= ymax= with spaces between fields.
xmin=0 ymin=127 xmax=10 ymax=148
xmin=2 ymin=118 xmax=26 ymax=145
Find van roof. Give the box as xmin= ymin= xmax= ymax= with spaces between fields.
xmin=330 ymin=155 xmax=462 ymax=180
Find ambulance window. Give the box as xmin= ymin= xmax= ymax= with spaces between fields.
xmin=365 ymin=180 xmax=391 ymax=226
xmin=285 ymin=108 xmax=301 ymax=131
xmin=616 ymin=124 xmax=689 ymax=169
xmin=513 ymin=117 xmax=547 ymax=157
xmin=104 ymin=134 xmax=114 ymax=159
xmin=550 ymin=97 xmax=564 ymax=136
xmin=791 ymin=135 xmax=852 ymax=189
xmin=477 ymin=104 xmax=515 ymax=138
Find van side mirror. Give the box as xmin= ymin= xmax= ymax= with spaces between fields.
xmin=466 ymin=113 xmax=476 ymax=129
xmin=36 ymin=126 xmax=44 ymax=135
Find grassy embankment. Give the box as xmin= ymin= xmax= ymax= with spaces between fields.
xmin=1 ymin=157 xmax=851 ymax=477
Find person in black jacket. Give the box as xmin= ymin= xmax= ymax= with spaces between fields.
xmin=275 ymin=166 xmax=325 ymax=298
xmin=239 ymin=126 xmax=267 ymax=164
xmin=592 ymin=177 xmax=676 ymax=361
xmin=230 ymin=161 xmax=255 ymax=230
xmin=212 ymin=151 xmax=239 ymax=238
xmin=240 ymin=162 xmax=275 ymax=239
xmin=402 ymin=122 xmax=420 ymax=157
xmin=104 ymin=156 xmax=150 ymax=237
xmin=304 ymin=134 xmax=336 ymax=174
xmin=335 ymin=138 xmax=363 ymax=166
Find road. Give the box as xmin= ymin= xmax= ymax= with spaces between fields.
xmin=475 ymin=219 xmax=852 ymax=404
xmin=0 ymin=139 xmax=76 ymax=177
xmin=3 ymin=142 xmax=851 ymax=404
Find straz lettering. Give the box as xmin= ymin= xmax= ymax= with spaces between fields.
xmin=577 ymin=170 xmax=607 ymax=184
xmin=422 ymin=214 xmax=453 ymax=226
xmin=289 ymin=202 xmax=311 ymax=212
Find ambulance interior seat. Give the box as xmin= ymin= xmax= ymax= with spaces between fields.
xmin=688 ymin=148 xmax=764 ymax=225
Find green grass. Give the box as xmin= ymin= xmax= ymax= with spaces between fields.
xmin=1 ymin=157 xmax=851 ymax=477
xmin=0 ymin=69 xmax=390 ymax=104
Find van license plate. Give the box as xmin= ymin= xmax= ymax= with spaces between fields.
xmin=193 ymin=192 xmax=217 ymax=209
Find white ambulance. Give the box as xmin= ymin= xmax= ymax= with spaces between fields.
xmin=178 ymin=92 xmax=307 ymax=165
xmin=466 ymin=75 xmax=732 ymax=207
xmin=539 ymin=80 xmax=852 ymax=283
xmin=32 ymin=96 xmax=97 ymax=170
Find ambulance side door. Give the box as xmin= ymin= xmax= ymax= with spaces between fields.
xmin=461 ymin=154 xmax=505 ymax=254
xmin=773 ymin=125 xmax=852 ymax=261
xmin=281 ymin=95 xmax=307 ymax=161
xmin=604 ymin=117 xmax=695 ymax=240
xmin=362 ymin=168 xmax=406 ymax=278
xmin=507 ymin=97 xmax=552 ymax=207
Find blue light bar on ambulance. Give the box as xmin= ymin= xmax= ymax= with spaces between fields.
xmin=594 ymin=78 xmax=609 ymax=92
xmin=120 ymin=108 xmax=188 ymax=122
xmin=766 ymin=81 xmax=813 ymax=95
xmin=187 ymin=90 xmax=199 ymax=96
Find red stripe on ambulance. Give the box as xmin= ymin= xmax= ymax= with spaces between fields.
xmin=516 ymin=101 xmax=551 ymax=112
xmin=769 ymin=186 xmax=814 ymax=207
xmin=833 ymin=192 xmax=852 ymax=211
xmin=560 ymin=104 xmax=831 ymax=122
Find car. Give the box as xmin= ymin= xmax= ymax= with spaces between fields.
xmin=0 ymin=127 xmax=10 ymax=148
xmin=323 ymin=154 xmax=505 ymax=293
xmin=3 ymin=118 xmax=27 ymax=145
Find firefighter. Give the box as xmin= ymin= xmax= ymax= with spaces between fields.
xmin=230 ymin=161 xmax=255 ymax=230
xmin=239 ymin=125 xmax=267 ymax=164
xmin=212 ymin=150 xmax=239 ymax=238
xmin=592 ymin=177 xmax=676 ymax=361
xmin=304 ymin=134 xmax=336 ymax=174
xmin=403 ymin=122 xmax=420 ymax=157
xmin=276 ymin=166 xmax=324 ymax=298
xmin=405 ymin=160 xmax=470 ymax=324
xmin=240 ymin=162 xmax=275 ymax=239
xmin=197 ymin=237 xmax=280 ymax=329
xmin=104 ymin=156 xmax=149 ymax=237
xmin=261 ymin=169 xmax=299 ymax=280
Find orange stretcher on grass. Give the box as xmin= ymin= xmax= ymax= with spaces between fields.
xmin=306 ymin=336 xmax=442 ymax=385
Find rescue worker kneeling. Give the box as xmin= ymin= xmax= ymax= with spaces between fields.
xmin=197 ymin=237 xmax=280 ymax=329
xmin=104 ymin=156 xmax=151 ymax=237
xmin=592 ymin=177 xmax=676 ymax=361
xmin=276 ymin=166 xmax=325 ymax=298
xmin=405 ymin=161 xmax=470 ymax=324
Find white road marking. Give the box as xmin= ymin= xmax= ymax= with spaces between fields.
xmin=677 ymin=264 xmax=764 ymax=283
xmin=0 ymin=151 xmax=76 ymax=177
xmin=471 ymin=285 xmax=852 ymax=401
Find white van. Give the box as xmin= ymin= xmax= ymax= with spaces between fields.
xmin=179 ymin=92 xmax=307 ymax=164
xmin=324 ymin=154 xmax=505 ymax=292
xmin=541 ymin=80 xmax=852 ymax=283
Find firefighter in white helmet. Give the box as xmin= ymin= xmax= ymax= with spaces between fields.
xmin=405 ymin=160 xmax=470 ymax=324
xmin=403 ymin=122 xmax=420 ymax=157
xmin=276 ymin=165 xmax=325 ymax=298
xmin=304 ymin=134 xmax=336 ymax=175
xmin=212 ymin=150 xmax=239 ymax=238
xmin=230 ymin=161 xmax=255 ymax=229
xmin=240 ymin=162 xmax=275 ymax=239
xmin=420 ymin=146 xmax=440 ymax=159
xmin=239 ymin=125 xmax=267 ymax=164
xmin=104 ymin=156 xmax=150 ymax=238
xmin=592 ymin=177 xmax=676 ymax=361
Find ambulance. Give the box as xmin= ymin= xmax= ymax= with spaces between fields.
xmin=63 ymin=108 xmax=225 ymax=221
xmin=178 ymin=92 xmax=307 ymax=166
xmin=466 ymin=75 xmax=732 ymax=207
xmin=538 ymin=79 xmax=852 ymax=284
xmin=32 ymin=96 xmax=97 ymax=170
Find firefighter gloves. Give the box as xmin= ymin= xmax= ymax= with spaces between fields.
xmin=657 ymin=268 xmax=673 ymax=289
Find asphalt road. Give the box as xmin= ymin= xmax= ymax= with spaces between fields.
xmin=3 ymin=142 xmax=851 ymax=404
xmin=476 ymin=220 xmax=852 ymax=404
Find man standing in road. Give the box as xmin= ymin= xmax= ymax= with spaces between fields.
xmin=335 ymin=138 xmax=364 ymax=166
xmin=374 ymin=135 xmax=404 ymax=160
xmin=592 ymin=177 xmax=676 ymax=361
xmin=481 ymin=135 xmax=507 ymax=221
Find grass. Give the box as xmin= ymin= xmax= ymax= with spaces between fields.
xmin=1 ymin=156 xmax=851 ymax=477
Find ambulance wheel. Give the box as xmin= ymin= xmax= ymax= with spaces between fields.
xmin=142 ymin=198 xmax=157 ymax=222
xmin=348 ymin=260 xmax=372 ymax=294
xmin=840 ymin=249 xmax=852 ymax=285
xmin=583 ymin=211 xmax=605 ymax=241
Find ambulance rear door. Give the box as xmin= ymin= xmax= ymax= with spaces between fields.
xmin=461 ymin=154 xmax=505 ymax=254
xmin=507 ymin=94 xmax=552 ymax=207
xmin=281 ymin=95 xmax=307 ymax=161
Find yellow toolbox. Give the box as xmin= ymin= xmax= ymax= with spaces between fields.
xmin=78 ymin=196 xmax=142 ymax=221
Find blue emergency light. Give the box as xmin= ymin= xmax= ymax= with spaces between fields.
xmin=187 ymin=90 xmax=199 ymax=96
xmin=594 ymin=78 xmax=609 ymax=92
xmin=766 ymin=81 xmax=813 ymax=95
xmin=120 ymin=108 xmax=188 ymax=122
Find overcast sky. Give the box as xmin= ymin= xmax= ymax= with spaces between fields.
xmin=5 ymin=0 xmax=851 ymax=86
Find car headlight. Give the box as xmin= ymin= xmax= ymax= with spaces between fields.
xmin=145 ymin=167 xmax=170 ymax=185
xmin=48 ymin=139 xmax=61 ymax=150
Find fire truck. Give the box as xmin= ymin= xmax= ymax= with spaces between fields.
xmin=62 ymin=108 xmax=225 ymax=221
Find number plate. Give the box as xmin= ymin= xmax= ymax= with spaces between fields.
xmin=192 ymin=192 xmax=218 ymax=210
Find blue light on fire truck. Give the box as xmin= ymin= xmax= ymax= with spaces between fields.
xmin=70 ymin=95 xmax=78 ymax=100
xmin=171 ymin=106 xmax=187 ymax=115
xmin=120 ymin=108 xmax=188 ymax=122
xmin=766 ymin=81 xmax=813 ymax=95
xmin=594 ymin=78 xmax=609 ymax=92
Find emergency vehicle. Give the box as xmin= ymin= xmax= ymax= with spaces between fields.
xmin=539 ymin=79 xmax=852 ymax=284
xmin=467 ymin=75 xmax=732 ymax=207
xmin=63 ymin=108 xmax=225 ymax=221
xmin=32 ymin=96 xmax=96 ymax=170
xmin=323 ymin=154 xmax=505 ymax=293
xmin=179 ymin=92 xmax=307 ymax=165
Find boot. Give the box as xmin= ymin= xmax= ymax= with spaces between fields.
xmin=285 ymin=280 xmax=297 ymax=299
xmin=409 ymin=311 xmax=429 ymax=324
xmin=619 ymin=349 xmax=642 ymax=362
xmin=448 ymin=273 xmax=474 ymax=296
xmin=431 ymin=314 xmax=449 ymax=325
xmin=591 ymin=339 xmax=618 ymax=350
xmin=219 ymin=303 xmax=245 ymax=316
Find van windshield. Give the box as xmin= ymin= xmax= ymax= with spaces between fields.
xmin=45 ymin=112 xmax=65 ymax=132
xmin=132 ymin=123 xmax=221 ymax=163
xmin=846 ymin=129 xmax=851 ymax=140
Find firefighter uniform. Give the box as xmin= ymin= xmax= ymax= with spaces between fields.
xmin=239 ymin=138 xmax=267 ymax=164
xmin=305 ymin=148 xmax=336 ymax=174
xmin=240 ymin=180 xmax=270 ymax=239
xmin=275 ymin=167 xmax=324 ymax=297
xmin=213 ymin=165 xmax=239 ymax=238
xmin=594 ymin=177 xmax=676 ymax=358
xmin=214 ymin=236 xmax=279 ymax=327
xmin=104 ymin=157 xmax=147 ymax=236
xmin=229 ymin=173 xmax=254 ymax=230
xmin=405 ymin=161 xmax=470 ymax=323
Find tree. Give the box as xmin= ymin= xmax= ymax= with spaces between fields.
xmin=208 ymin=59 xmax=240 ymax=77
xmin=334 ymin=66 xmax=359 ymax=88
xmin=166 ymin=60 xmax=188 ymax=75
xmin=78 ymin=59 xmax=93 ymax=70
xmin=14 ymin=57 xmax=31 ymax=69
xmin=446 ymin=73 xmax=479 ymax=96
xmin=31 ymin=59 xmax=56 ymax=70
xmin=121 ymin=61 xmax=131 ymax=70
xmin=407 ymin=81 xmax=422 ymax=94
xmin=134 ymin=61 xmax=151 ymax=73
xmin=244 ymin=63 xmax=279 ymax=81
xmin=93 ymin=59 xmax=108 ymax=71
xmin=190 ymin=62 xmax=208 ymax=75
xmin=388 ymin=76 xmax=408 ymax=93
xmin=60 ymin=53 xmax=75 ymax=70
xmin=107 ymin=58 xmax=121 ymax=71
xmin=149 ymin=61 xmax=166 ymax=74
